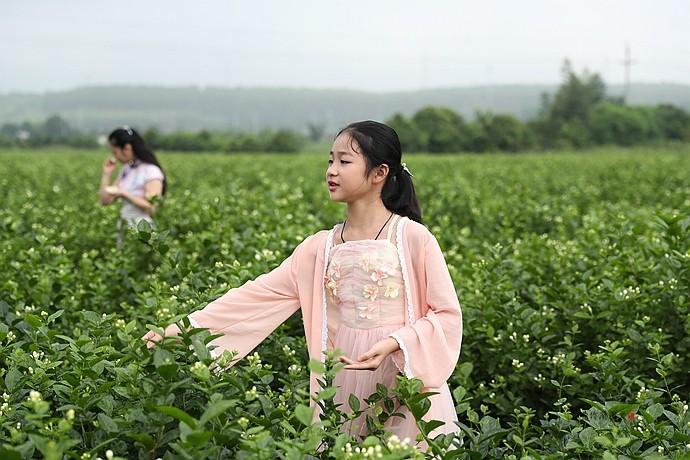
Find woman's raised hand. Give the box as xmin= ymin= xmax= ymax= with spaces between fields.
xmin=102 ymin=156 xmax=117 ymax=176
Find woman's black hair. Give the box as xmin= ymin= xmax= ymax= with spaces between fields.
xmin=108 ymin=126 xmax=167 ymax=196
xmin=337 ymin=120 xmax=422 ymax=223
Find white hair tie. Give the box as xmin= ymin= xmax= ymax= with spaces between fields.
xmin=401 ymin=162 xmax=413 ymax=177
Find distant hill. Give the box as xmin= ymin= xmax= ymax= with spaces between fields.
xmin=1 ymin=83 xmax=689 ymax=133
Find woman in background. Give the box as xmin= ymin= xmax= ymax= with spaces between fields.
xmin=99 ymin=126 xmax=166 ymax=244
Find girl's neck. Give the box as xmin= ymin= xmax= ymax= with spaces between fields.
xmin=344 ymin=199 xmax=392 ymax=239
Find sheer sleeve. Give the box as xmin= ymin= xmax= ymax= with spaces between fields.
xmin=188 ymin=241 xmax=303 ymax=363
xmin=389 ymin=233 xmax=462 ymax=388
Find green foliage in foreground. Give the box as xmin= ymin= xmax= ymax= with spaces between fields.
xmin=0 ymin=147 xmax=689 ymax=459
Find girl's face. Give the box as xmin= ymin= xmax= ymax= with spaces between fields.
xmin=326 ymin=132 xmax=387 ymax=203
xmin=110 ymin=142 xmax=135 ymax=163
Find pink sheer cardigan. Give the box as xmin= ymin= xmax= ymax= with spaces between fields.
xmin=187 ymin=216 xmax=463 ymax=400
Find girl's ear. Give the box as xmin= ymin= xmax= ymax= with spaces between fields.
xmin=372 ymin=164 xmax=389 ymax=184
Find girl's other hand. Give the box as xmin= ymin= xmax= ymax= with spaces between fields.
xmin=104 ymin=185 xmax=121 ymax=196
xmin=103 ymin=157 xmax=117 ymax=175
xmin=339 ymin=337 xmax=400 ymax=371
xmin=142 ymin=324 xmax=182 ymax=349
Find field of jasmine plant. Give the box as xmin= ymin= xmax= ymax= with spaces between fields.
xmin=0 ymin=146 xmax=689 ymax=459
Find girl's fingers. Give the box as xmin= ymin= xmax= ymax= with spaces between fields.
xmin=344 ymin=362 xmax=377 ymax=371
xmin=142 ymin=331 xmax=162 ymax=349
xmin=357 ymin=351 xmax=376 ymax=362
xmin=142 ymin=324 xmax=183 ymax=350
xmin=142 ymin=331 xmax=157 ymax=340
xmin=344 ymin=355 xmax=382 ymax=370
xmin=339 ymin=355 xmax=356 ymax=364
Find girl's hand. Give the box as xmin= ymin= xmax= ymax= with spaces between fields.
xmin=142 ymin=324 xmax=182 ymax=349
xmin=104 ymin=186 xmax=130 ymax=201
xmin=103 ymin=157 xmax=117 ymax=175
xmin=339 ymin=337 xmax=400 ymax=371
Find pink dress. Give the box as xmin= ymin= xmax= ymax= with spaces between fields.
xmin=324 ymin=217 xmax=458 ymax=441
xmin=187 ymin=215 xmax=463 ymax=444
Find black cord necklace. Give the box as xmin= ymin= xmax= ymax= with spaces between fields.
xmin=341 ymin=212 xmax=394 ymax=243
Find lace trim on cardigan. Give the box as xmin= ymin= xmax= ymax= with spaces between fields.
xmin=396 ymin=217 xmax=415 ymax=326
xmin=389 ymin=332 xmax=413 ymax=378
xmin=390 ymin=355 xmax=403 ymax=374
xmin=392 ymin=217 xmax=415 ymax=379
xmin=321 ymin=228 xmax=335 ymax=360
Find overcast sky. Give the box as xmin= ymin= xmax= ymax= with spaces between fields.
xmin=2 ymin=0 xmax=688 ymax=93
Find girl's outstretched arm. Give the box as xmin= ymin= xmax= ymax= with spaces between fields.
xmin=143 ymin=239 xmax=305 ymax=365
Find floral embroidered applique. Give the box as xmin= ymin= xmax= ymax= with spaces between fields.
xmin=383 ymin=285 xmax=399 ymax=299
xmin=362 ymin=284 xmax=378 ymax=301
xmin=357 ymin=304 xmax=375 ymax=320
xmin=325 ymin=274 xmax=338 ymax=297
xmin=370 ymin=269 xmax=388 ymax=286
xmin=358 ymin=253 xmax=374 ymax=272
xmin=325 ymin=261 xmax=341 ymax=298
xmin=326 ymin=242 xmax=404 ymax=326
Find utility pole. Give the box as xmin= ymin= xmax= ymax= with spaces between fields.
xmin=621 ymin=44 xmax=636 ymax=101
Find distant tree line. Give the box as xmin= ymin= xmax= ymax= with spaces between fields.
xmin=140 ymin=128 xmax=306 ymax=153
xmin=2 ymin=60 xmax=689 ymax=154
xmin=387 ymin=60 xmax=690 ymax=153
xmin=0 ymin=115 xmax=100 ymax=149
xmin=0 ymin=120 xmax=307 ymax=153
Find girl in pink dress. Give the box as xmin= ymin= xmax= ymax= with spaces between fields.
xmin=144 ymin=121 xmax=462 ymax=446
xmin=325 ymin=216 xmax=459 ymax=439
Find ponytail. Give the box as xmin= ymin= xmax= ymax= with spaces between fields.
xmin=381 ymin=164 xmax=422 ymax=224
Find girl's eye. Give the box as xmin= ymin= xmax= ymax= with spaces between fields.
xmin=328 ymin=159 xmax=333 ymax=165
xmin=341 ymin=160 xmax=351 ymax=164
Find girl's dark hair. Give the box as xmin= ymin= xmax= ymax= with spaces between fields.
xmin=337 ymin=120 xmax=422 ymax=223
xmin=108 ymin=127 xmax=167 ymax=196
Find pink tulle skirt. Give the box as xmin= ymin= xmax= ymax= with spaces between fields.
xmin=331 ymin=323 xmax=459 ymax=445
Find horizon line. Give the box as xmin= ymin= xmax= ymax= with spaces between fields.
xmin=2 ymin=80 xmax=689 ymax=97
